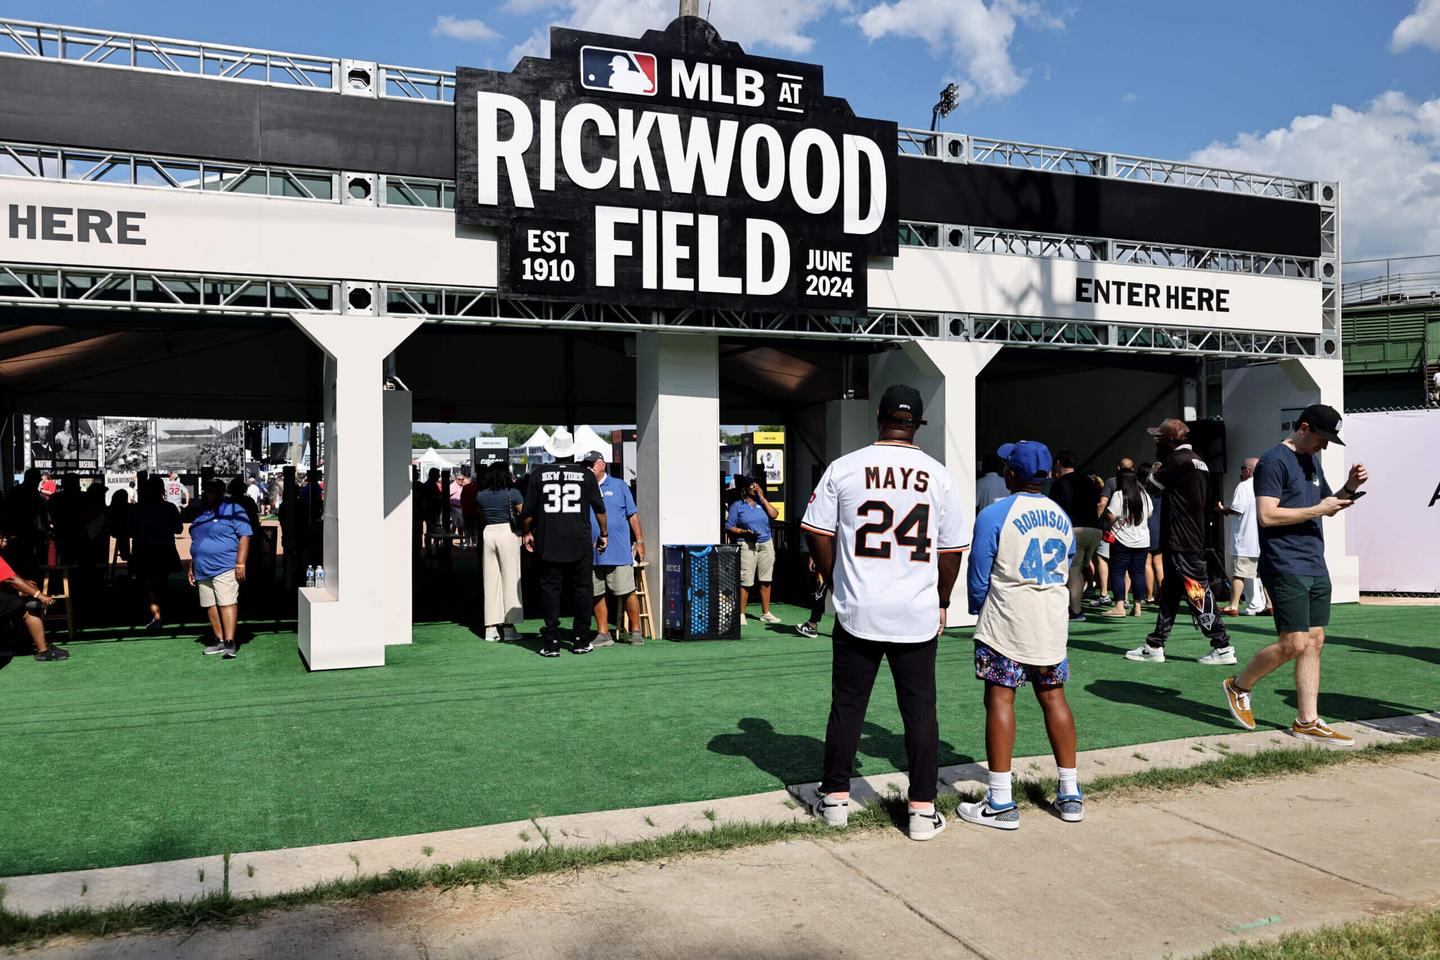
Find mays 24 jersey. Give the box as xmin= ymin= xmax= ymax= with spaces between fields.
xmin=801 ymin=441 xmax=968 ymax=643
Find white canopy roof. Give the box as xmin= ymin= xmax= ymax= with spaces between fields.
xmin=573 ymin=424 xmax=611 ymax=459
xmin=520 ymin=426 xmax=550 ymax=449
xmin=414 ymin=447 xmax=451 ymax=470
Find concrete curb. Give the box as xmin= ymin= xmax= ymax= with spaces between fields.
xmin=3 ymin=712 xmax=1436 ymax=917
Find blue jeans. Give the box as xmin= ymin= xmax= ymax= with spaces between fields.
xmin=1108 ymin=542 xmax=1148 ymax=603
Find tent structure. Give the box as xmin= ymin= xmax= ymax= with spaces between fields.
xmin=413 ymin=447 xmax=451 ymax=471
xmin=520 ymin=427 xmax=549 ymax=450
xmin=573 ymin=424 xmax=612 ymax=460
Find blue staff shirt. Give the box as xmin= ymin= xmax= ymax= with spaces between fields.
xmin=727 ymin=498 xmax=772 ymax=543
xmin=189 ymin=499 xmax=254 ymax=580
xmin=591 ymin=474 xmax=638 ymax=565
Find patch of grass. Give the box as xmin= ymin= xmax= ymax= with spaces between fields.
xmin=245 ymin=864 xmax=254 ymax=879
xmin=1 ymin=737 xmax=1436 ymax=950
xmin=1132 ymin=752 xmax=1149 ymax=761
xmin=1085 ymin=736 xmax=1440 ymax=800
xmin=702 ymin=809 xmax=717 ymax=823
xmin=1188 ymin=903 xmax=1440 ymax=959
xmin=346 ymin=854 xmax=360 ymax=874
xmin=421 ymin=846 xmax=434 ymax=858
xmin=643 ymin=815 xmax=655 ymax=827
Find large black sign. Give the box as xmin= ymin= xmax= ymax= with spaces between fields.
xmin=456 ymin=18 xmax=897 ymax=316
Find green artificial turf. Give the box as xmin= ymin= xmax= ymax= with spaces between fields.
xmin=1 ymin=602 xmax=1436 ymax=877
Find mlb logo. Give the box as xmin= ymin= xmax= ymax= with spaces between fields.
xmin=579 ymin=45 xmax=657 ymax=96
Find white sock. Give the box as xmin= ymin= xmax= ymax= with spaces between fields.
xmin=988 ymin=770 xmax=1013 ymax=807
xmin=1058 ymin=767 xmax=1078 ymax=798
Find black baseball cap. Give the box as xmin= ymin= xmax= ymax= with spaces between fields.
xmin=878 ymin=384 xmax=926 ymax=424
xmin=582 ymin=451 xmax=605 ymax=464
xmin=1296 ymin=403 xmax=1345 ymax=445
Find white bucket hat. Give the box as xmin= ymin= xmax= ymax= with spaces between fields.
xmin=545 ymin=428 xmax=576 ymax=459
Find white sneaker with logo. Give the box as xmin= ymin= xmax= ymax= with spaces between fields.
xmin=1198 ymin=645 xmax=1237 ymax=665
xmin=1125 ymin=643 xmax=1166 ymax=663
xmin=957 ymin=795 xmax=1020 ymax=830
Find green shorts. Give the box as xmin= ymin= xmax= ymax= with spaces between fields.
xmin=1262 ymin=573 xmax=1331 ymax=634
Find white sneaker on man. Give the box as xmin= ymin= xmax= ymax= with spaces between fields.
xmin=760 ymin=611 xmax=783 ymax=625
xmin=812 ymin=793 xmax=848 ymax=827
xmin=1198 ymin=645 xmax=1237 ymax=666
xmin=1125 ymin=643 xmax=1166 ymax=663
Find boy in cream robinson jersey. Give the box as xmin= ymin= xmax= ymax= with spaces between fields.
xmin=958 ymin=440 xmax=1084 ymax=831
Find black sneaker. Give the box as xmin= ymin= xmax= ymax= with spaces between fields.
xmin=571 ymin=638 xmax=594 ymax=655
xmin=539 ymin=640 xmax=562 ymax=658
xmin=222 ymin=642 xmax=238 ymax=659
xmin=1069 ymin=611 xmax=1086 ymax=622
xmin=34 ymin=647 xmax=70 ymax=662
xmin=796 ymin=622 xmax=819 ymax=638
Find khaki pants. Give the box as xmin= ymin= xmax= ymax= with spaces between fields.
xmin=482 ymin=524 xmax=523 ymax=626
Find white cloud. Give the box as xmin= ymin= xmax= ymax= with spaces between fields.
xmin=507 ymin=28 xmax=550 ymax=65
xmin=854 ymin=0 xmax=1060 ymax=102
xmin=433 ymin=15 xmax=500 ymax=42
xmin=1188 ymin=91 xmax=1440 ymax=260
xmin=510 ymin=0 xmax=849 ymax=57
xmin=1392 ymin=0 xmax=1440 ymax=52
xmin=1121 ymin=92 xmax=1139 ymax=103
xmin=503 ymin=0 xmax=559 ymax=12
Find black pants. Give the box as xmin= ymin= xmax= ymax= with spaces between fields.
xmin=809 ymin=579 xmax=829 ymax=623
xmin=1108 ymin=542 xmax=1148 ymax=603
xmin=1146 ymin=550 xmax=1231 ymax=649
xmin=539 ymin=553 xmax=594 ymax=642
xmin=821 ymin=625 xmax=939 ymax=802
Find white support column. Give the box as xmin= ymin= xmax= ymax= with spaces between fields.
xmin=382 ymin=388 xmax=414 ymax=645
xmin=824 ymin=399 xmax=872 ymax=463
xmin=1220 ymin=357 xmax=1358 ymax=603
xmin=870 ymin=340 xmax=1003 ymax=627
xmin=291 ymin=313 xmax=425 ymax=669
xmin=636 ymin=332 xmax=720 ymax=626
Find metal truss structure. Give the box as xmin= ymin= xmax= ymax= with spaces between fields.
xmin=0 ymin=142 xmax=1320 ymax=289
xmin=899 ymin=220 xmax=1318 ymax=280
xmin=0 ymin=262 xmax=1320 ymax=357
xmin=0 ymin=18 xmax=1337 ymax=358
xmin=0 ymin=17 xmax=1330 ymax=200
xmin=961 ymin=314 xmax=1321 ymax=358
xmin=897 ymin=129 xmax=1326 ymax=202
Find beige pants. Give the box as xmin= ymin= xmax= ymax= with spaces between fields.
xmin=482 ymin=524 xmax=523 ymax=626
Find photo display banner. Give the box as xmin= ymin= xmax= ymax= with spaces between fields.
xmin=456 ymin=18 xmax=898 ymax=316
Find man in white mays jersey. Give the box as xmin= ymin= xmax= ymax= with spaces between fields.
xmin=959 ymin=441 xmax=1082 ymax=830
xmin=801 ymin=384 xmax=967 ymax=842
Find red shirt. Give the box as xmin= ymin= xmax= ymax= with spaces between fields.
xmin=0 ymin=555 xmax=17 ymax=581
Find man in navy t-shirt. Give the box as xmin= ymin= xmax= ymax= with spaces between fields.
xmin=1221 ymin=404 xmax=1367 ymax=747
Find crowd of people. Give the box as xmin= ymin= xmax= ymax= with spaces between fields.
xmin=803 ymin=391 xmax=1367 ymax=841
xmin=0 ymin=466 xmax=323 ymax=666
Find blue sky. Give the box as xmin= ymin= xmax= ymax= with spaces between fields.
xmin=10 ymin=1 xmax=1440 ymax=440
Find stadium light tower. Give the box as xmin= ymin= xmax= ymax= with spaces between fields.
xmin=679 ymin=0 xmax=700 ymax=15
xmin=930 ymin=82 xmax=959 ymax=131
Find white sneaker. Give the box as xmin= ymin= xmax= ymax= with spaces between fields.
xmin=484 ymin=627 xmax=501 ymax=642
xmin=760 ymin=611 xmax=783 ymax=625
xmin=812 ymin=793 xmax=848 ymax=827
xmin=740 ymin=613 xmax=748 ymax=627
xmin=1125 ymin=643 xmax=1166 ymax=663
xmin=1198 ymin=645 xmax=1237 ymax=666
xmin=908 ymin=807 xmax=946 ymax=841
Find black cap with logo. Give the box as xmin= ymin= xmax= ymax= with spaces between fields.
xmin=1296 ymin=403 xmax=1345 ymax=446
xmin=878 ymin=384 xmax=926 ymax=425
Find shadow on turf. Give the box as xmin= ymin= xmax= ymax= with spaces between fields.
xmin=1084 ymin=678 xmax=1244 ymax=729
xmin=706 ymin=718 xmax=969 ymax=787
xmin=1273 ymin=688 xmax=1429 ymax=721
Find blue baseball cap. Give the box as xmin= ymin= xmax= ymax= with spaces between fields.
xmin=1002 ymin=440 xmax=1053 ymax=482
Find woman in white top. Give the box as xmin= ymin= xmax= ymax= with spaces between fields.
xmin=1102 ymin=469 xmax=1153 ymax=618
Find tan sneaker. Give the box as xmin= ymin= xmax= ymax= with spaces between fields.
xmin=1223 ymin=677 xmax=1255 ymax=730
xmin=1290 ymin=718 xmax=1355 ymax=748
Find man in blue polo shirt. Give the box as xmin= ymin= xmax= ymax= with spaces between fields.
xmin=1222 ymin=404 xmax=1367 ymax=746
xmin=587 ymin=452 xmax=646 ymax=647
xmin=726 ymin=476 xmax=781 ymax=626
xmin=188 ymin=478 xmax=253 ymax=660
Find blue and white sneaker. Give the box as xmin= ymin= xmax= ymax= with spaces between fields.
xmin=957 ymin=794 xmax=1020 ymax=830
xmin=1052 ymin=791 xmax=1084 ymax=823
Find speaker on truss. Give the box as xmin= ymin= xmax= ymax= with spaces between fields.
xmin=340 ymin=59 xmax=377 ymax=97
